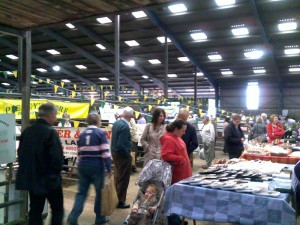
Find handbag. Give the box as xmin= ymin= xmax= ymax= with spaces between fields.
xmin=101 ymin=175 xmax=118 ymax=216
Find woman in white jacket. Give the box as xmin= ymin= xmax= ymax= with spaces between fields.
xmin=201 ymin=115 xmax=215 ymax=169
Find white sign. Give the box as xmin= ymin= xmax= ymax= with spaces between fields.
xmin=0 ymin=114 xmax=16 ymax=164
xmin=55 ymin=127 xmax=112 ymax=157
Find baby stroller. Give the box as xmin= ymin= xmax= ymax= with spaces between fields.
xmin=124 ymin=159 xmax=172 ymax=225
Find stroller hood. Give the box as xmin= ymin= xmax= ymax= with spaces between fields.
xmin=136 ymin=159 xmax=172 ymax=188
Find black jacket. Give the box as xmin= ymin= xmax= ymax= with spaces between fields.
xmin=16 ymin=118 xmax=63 ymax=194
xmin=224 ymin=122 xmax=245 ymax=155
xmin=182 ymin=122 xmax=199 ymax=155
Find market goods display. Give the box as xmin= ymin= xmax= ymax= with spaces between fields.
xmin=244 ymin=143 xmax=292 ymax=156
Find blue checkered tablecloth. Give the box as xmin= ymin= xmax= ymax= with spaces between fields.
xmin=164 ymin=183 xmax=296 ymax=225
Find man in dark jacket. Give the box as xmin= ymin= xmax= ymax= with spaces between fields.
xmin=111 ymin=107 xmax=134 ymax=209
xmin=16 ymin=103 xmax=64 ymax=225
xmin=224 ymin=114 xmax=245 ymax=159
xmin=177 ymin=108 xmax=198 ymax=167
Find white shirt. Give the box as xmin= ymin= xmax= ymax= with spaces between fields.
xmin=201 ymin=123 xmax=215 ymax=143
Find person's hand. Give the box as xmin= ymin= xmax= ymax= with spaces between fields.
xmin=149 ymin=206 xmax=157 ymax=213
xmin=241 ymin=138 xmax=245 ymax=143
xmin=132 ymin=208 xmax=138 ymax=213
xmin=107 ymin=172 xmax=113 ymax=178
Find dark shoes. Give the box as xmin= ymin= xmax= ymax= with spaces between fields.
xmin=117 ymin=202 xmax=130 ymax=209
xmin=202 ymin=165 xmax=209 ymax=169
xmin=94 ymin=216 xmax=109 ymax=224
xmin=131 ymin=166 xmax=137 ymax=173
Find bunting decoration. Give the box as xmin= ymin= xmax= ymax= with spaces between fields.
xmin=114 ymin=105 xmax=119 ymax=110
xmin=46 ymin=78 xmax=51 ymax=83
xmin=71 ymin=91 xmax=76 ymax=98
xmin=61 ymin=81 xmax=64 ymax=88
xmin=148 ymin=105 xmax=153 ymax=111
xmin=90 ymin=96 xmax=95 ymax=106
xmin=134 ymin=111 xmax=140 ymax=119
xmin=73 ymin=121 xmax=80 ymax=128
xmin=54 ymin=85 xmax=58 ymax=93
xmin=74 ymin=84 xmax=77 ymax=90
xmin=118 ymin=96 xmax=122 ymax=101
xmin=13 ymin=71 xmax=17 ymax=78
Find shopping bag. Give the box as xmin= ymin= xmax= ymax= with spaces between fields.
xmin=199 ymin=148 xmax=206 ymax=160
xmin=101 ymin=175 xmax=118 ymax=216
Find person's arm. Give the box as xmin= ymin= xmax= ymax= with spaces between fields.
xmin=99 ymin=132 xmax=112 ymax=173
xmin=48 ymin=129 xmax=63 ymax=174
xmin=209 ymin=124 xmax=215 ymax=140
xmin=140 ymin=124 xmax=150 ymax=151
xmin=274 ymin=123 xmax=285 ymax=137
xmin=116 ymin=125 xmax=131 ymax=157
xmin=224 ymin=125 xmax=242 ymax=144
xmin=267 ymin=123 xmax=276 ymax=139
xmin=161 ymin=139 xmax=185 ymax=166
xmin=187 ymin=126 xmax=198 ymax=154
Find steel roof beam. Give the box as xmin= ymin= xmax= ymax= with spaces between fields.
xmin=146 ymin=10 xmax=217 ymax=88
xmin=75 ymin=24 xmax=180 ymax=96
xmin=0 ymin=24 xmax=25 ymax=37
xmin=39 ymin=28 xmax=140 ymax=91
xmin=250 ymin=0 xmax=281 ymax=84
xmin=0 ymin=37 xmax=95 ymax=87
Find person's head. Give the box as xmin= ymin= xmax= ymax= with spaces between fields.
xmin=38 ymin=103 xmax=57 ymax=125
xmin=87 ymin=113 xmax=101 ymax=127
xmin=202 ymin=115 xmax=210 ymax=124
xmin=231 ymin=114 xmax=241 ymax=126
xmin=62 ymin=113 xmax=70 ymax=122
xmin=121 ymin=107 xmax=134 ymax=122
xmin=270 ymin=114 xmax=278 ymax=123
xmin=261 ymin=113 xmax=267 ymax=121
xmin=256 ymin=116 xmax=263 ymax=123
xmin=151 ymin=108 xmax=166 ymax=126
xmin=166 ymin=120 xmax=187 ymax=137
xmin=145 ymin=184 xmax=157 ymax=198
xmin=177 ymin=108 xmax=190 ymax=122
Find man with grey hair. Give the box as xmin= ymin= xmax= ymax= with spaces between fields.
xmin=111 ymin=106 xmax=134 ymax=209
xmin=261 ymin=113 xmax=269 ymax=125
xmin=16 ymin=103 xmax=64 ymax=225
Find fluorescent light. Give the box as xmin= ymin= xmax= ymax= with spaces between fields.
xmin=6 ymin=71 xmax=13 ymax=74
xmin=75 ymin=65 xmax=87 ymax=69
xmin=284 ymin=48 xmax=300 ymax=55
xmin=99 ymin=77 xmax=109 ymax=81
xmin=253 ymin=69 xmax=266 ymax=74
xmin=46 ymin=49 xmax=60 ymax=55
xmin=215 ymin=0 xmax=236 ymax=6
xmin=208 ymin=54 xmax=222 ymax=60
xmin=221 ymin=69 xmax=233 ymax=75
xmin=6 ymin=54 xmax=18 ymax=60
xmin=185 ymin=89 xmax=194 ymax=92
xmin=36 ymin=68 xmax=47 ymax=73
xmin=195 ymin=72 xmax=204 ymax=76
xmin=178 ymin=57 xmax=189 ymax=62
xmin=148 ymin=59 xmax=161 ymax=64
xmin=190 ymin=32 xmax=207 ymax=40
xmin=244 ymin=50 xmax=264 ymax=59
xmin=31 ymin=81 xmax=38 ymax=84
xmin=231 ymin=27 xmax=249 ymax=36
xmin=168 ymin=3 xmax=187 ymax=13
xmin=2 ymin=83 xmax=10 ymax=86
xmin=278 ymin=22 xmax=297 ymax=31
xmin=61 ymin=79 xmax=71 ymax=82
xmin=157 ymin=36 xmax=171 ymax=43
xmin=132 ymin=11 xmax=147 ymax=18
xmin=53 ymin=66 xmax=60 ymax=71
xmin=142 ymin=75 xmax=148 ymax=79
xmin=125 ymin=40 xmax=139 ymax=47
xmin=209 ymin=88 xmax=215 ymax=91
xmin=96 ymin=44 xmax=106 ymax=50
xmin=66 ymin=23 xmax=75 ymax=29
xmin=97 ymin=17 xmax=112 ymax=24
xmin=167 ymin=74 xmax=177 ymax=78
xmin=289 ymin=67 xmax=300 ymax=72
xmin=122 ymin=60 xmax=135 ymax=66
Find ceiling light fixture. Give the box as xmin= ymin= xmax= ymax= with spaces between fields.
xmin=178 ymin=57 xmax=189 ymax=62
xmin=66 ymin=23 xmax=75 ymax=29
xmin=244 ymin=50 xmax=264 ymax=59
xmin=142 ymin=75 xmax=149 ymax=79
xmin=168 ymin=3 xmax=187 ymax=13
xmin=148 ymin=59 xmax=161 ymax=64
xmin=231 ymin=26 xmax=249 ymax=36
xmin=96 ymin=17 xmax=112 ymax=24
xmin=221 ymin=69 xmax=233 ymax=75
xmin=157 ymin=36 xmax=171 ymax=43
xmin=6 ymin=71 xmax=13 ymax=74
xmin=190 ymin=32 xmax=207 ymax=40
xmin=52 ymin=65 xmax=60 ymax=71
xmin=36 ymin=68 xmax=47 ymax=73
xmin=75 ymin=65 xmax=87 ymax=69
xmin=132 ymin=11 xmax=147 ymax=18
xmin=31 ymin=81 xmax=38 ymax=85
xmin=289 ymin=66 xmax=300 ymax=72
xmin=278 ymin=19 xmax=297 ymax=31
xmin=96 ymin=44 xmax=106 ymax=50
xmin=61 ymin=79 xmax=71 ymax=83
xmin=208 ymin=54 xmax=222 ymax=60
xmin=215 ymin=0 xmax=236 ymax=6
xmin=99 ymin=77 xmax=109 ymax=81
xmin=122 ymin=60 xmax=135 ymax=67
xmin=46 ymin=49 xmax=60 ymax=55
xmin=6 ymin=54 xmax=18 ymax=60
xmin=253 ymin=68 xmax=266 ymax=74
xmin=167 ymin=74 xmax=177 ymax=78
xmin=2 ymin=83 xmax=10 ymax=86
xmin=284 ymin=48 xmax=300 ymax=55
xmin=125 ymin=40 xmax=140 ymax=47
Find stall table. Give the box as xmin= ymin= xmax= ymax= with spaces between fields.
xmin=240 ymin=153 xmax=300 ymax=164
xmin=164 ymin=183 xmax=296 ymax=225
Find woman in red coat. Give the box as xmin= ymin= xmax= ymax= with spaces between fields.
xmin=160 ymin=120 xmax=192 ymax=184
xmin=267 ymin=114 xmax=285 ymax=144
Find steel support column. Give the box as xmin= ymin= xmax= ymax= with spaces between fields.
xmin=115 ymin=15 xmax=120 ymax=97
xmin=215 ymin=84 xmax=219 ymax=109
xmin=194 ymin=67 xmax=197 ymax=105
xmin=164 ymin=36 xmax=168 ymax=99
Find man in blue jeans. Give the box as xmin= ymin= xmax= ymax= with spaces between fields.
xmin=67 ymin=113 xmax=112 ymax=225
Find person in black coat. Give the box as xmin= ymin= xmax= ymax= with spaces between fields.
xmin=224 ymin=114 xmax=245 ymax=159
xmin=16 ymin=103 xmax=64 ymax=225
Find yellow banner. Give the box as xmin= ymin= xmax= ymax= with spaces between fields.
xmin=0 ymin=99 xmax=89 ymax=119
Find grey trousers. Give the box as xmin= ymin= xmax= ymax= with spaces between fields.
xmin=203 ymin=141 xmax=215 ymax=166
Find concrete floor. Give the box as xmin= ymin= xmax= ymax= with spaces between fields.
xmin=45 ymin=149 xmax=233 ymax=225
